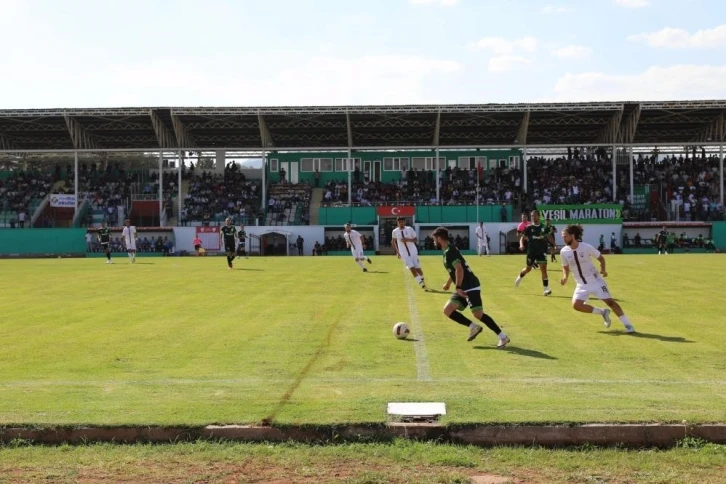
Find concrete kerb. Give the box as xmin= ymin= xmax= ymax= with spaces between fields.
xmin=1 ymin=424 xmax=724 ymax=447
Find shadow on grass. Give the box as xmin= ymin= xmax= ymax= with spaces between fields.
xmin=130 ymin=262 xmax=155 ymax=265
xmin=366 ymin=270 xmax=389 ymax=274
xmin=402 ymin=338 xmax=421 ymax=342
xmin=473 ymin=345 xmax=557 ymax=360
xmin=236 ymin=268 xmax=264 ymax=271
xmin=425 ymin=289 xmax=451 ymax=294
xmin=597 ymin=331 xmax=694 ymax=343
xmin=543 ymin=295 xmax=627 ymax=302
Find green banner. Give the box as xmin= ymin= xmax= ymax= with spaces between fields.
xmin=536 ymin=204 xmax=622 ymax=224
xmin=632 ymin=185 xmax=650 ymax=211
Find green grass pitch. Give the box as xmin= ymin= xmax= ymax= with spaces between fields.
xmin=0 ymin=253 xmax=723 ymax=426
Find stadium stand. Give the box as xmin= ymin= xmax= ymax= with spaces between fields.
xmin=183 ymin=171 xmax=261 ymax=226
xmin=0 ymin=169 xmax=55 ymax=228
xmin=265 ymin=182 xmax=312 ymax=226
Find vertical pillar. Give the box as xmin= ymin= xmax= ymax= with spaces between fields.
xmin=629 ymin=145 xmax=634 ymax=204
xmin=158 ymin=151 xmax=163 ymax=225
xmin=348 ymin=149 xmax=352 ymax=206
xmin=74 ymin=151 xmax=79 ymax=218
xmin=178 ymin=151 xmax=183 ymax=227
xmin=522 ymin=147 xmax=528 ymax=194
xmin=262 ymin=151 xmax=267 ymax=214
xmin=435 ymin=147 xmax=440 ymax=203
xmin=612 ymin=145 xmax=617 ymax=202
xmin=720 ymin=144 xmax=724 ymax=208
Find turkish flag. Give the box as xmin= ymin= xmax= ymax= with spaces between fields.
xmin=376 ymin=206 xmax=415 ymax=216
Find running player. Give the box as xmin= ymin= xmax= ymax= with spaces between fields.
xmin=432 ymin=227 xmax=510 ymax=347
xmin=514 ymin=210 xmax=551 ymax=295
xmin=344 ymin=223 xmax=372 ymax=272
xmin=220 ymin=218 xmax=237 ymax=269
xmin=475 ymin=221 xmax=490 ymax=256
xmin=97 ymin=222 xmax=113 ymax=264
xmin=656 ymin=226 xmax=669 ymax=255
xmin=121 ymin=219 xmax=137 ymax=263
xmin=516 ymin=213 xmax=535 ymax=267
xmin=545 ymin=217 xmax=557 ymax=262
xmin=237 ymin=224 xmax=249 ymax=259
xmin=391 ymin=216 xmax=426 ymax=289
xmin=559 ymin=224 xmax=635 ymax=333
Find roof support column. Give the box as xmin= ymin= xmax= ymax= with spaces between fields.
xmin=159 ymin=151 xmax=163 ymax=226
xmin=629 ymin=146 xmax=634 ymax=208
xmin=262 ymin=151 xmax=267 ymax=217
xmin=435 ymin=147 xmax=440 ymax=204
xmin=348 ymin=148 xmax=352 ymax=207
xmin=522 ymin=147 xmax=527 ymax=195
xmin=74 ymin=151 xmax=79 ymax=219
xmin=720 ymin=143 xmax=724 ymax=210
xmin=178 ymin=151 xmax=183 ymax=227
xmin=612 ymin=145 xmax=617 ymax=203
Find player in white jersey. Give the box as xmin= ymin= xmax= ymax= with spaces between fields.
xmin=559 ymin=224 xmax=635 ymax=333
xmin=391 ymin=216 xmax=426 ymax=289
xmin=344 ymin=223 xmax=372 ymax=272
xmin=121 ymin=219 xmax=138 ymax=263
xmin=475 ymin=221 xmax=490 ymax=256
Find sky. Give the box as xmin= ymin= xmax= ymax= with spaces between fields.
xmin=1 ymin=0 xmax=725 ymax=108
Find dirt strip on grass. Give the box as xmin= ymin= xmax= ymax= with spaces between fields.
xmin=1 ymin=423 xmax=725 ymax=447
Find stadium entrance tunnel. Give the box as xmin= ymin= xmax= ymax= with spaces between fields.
xmin=260 ymin=230 xmax=292 ymax=256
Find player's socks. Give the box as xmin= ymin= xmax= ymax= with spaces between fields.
xmin=448 ymin=311 xmax=472 ymax=327
xmin=356 ymin=260 xmax=365 ymax=269
xmin=106 ymin=252 xmax=111 ymax=261
xmin=543 ymin=279 xmax=549 ymax=288
xmin=478 ymin=313 xmax=502 ymax=334
xmin=620 ymin=315 xmax=632 ymax=326
xmin=415 ymin=275 xmax=423 ymax=284
xmin=591 ymin=307 xmax=605 ymax=315
xmin=367 ymin=257 xmax=372 ymax=264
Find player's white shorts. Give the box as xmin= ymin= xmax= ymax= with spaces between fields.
xmin=124 ymin=240 xmax=137 ymax=251
xmin=350 ymin=247 xmax=365 ymax=259
xmin=572 ymin=280 xmax=612 ymax=302
xmin=401 ymin=254 xmax=421 ymax=269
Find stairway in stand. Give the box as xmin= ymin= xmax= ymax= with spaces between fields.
xmin=308 ymin=188 xmax=324 ymax=225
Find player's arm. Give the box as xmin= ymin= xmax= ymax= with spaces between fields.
xmin=391 ymin=237 xmax=400 ymax=258
xmin=442 ymin=276 xmax=453 ymax=291
xmin=560 ymin=262 xmax=570 ymax=285
xmin=596 ymin=254 xmax=607 ymax=277
xmin=453 ymin=262 xmax=467 ymax=297
xmin=519 ymin=229 xmax=528 ymax=251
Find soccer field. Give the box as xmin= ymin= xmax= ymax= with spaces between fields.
xmin=0 ymin=254 xmax=724 ymax=426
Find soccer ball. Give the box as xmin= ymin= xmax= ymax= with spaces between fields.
xmin=393 ymin=322 xmax=410 ymax=340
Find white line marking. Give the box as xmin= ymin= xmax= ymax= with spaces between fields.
xmin=1 ymin=378 xmax=724 ymax=387
xmin=404 ymin=266 xmax=432 ymax=381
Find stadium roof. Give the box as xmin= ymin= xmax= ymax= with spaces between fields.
xmin=1 ymin=101 xmax=725 ymax=152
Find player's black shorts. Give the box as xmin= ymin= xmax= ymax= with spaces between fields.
xmin=224 ymin=243 xmax=236 ymax=254
xmin=194 ymin=244 xmax=201 ymax=250
xmin=526 ymin=252 xmax=547 ymax=267
xmin=101 ymin=242 xmax=110 ymax=251
xmin=449 ymin=289 xmax=483 ymax=312
xmin=236 ymin=244 xmax=246 ymax=255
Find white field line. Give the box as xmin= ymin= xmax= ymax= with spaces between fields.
xmin=1 ymin=377 xmax=725 ymax=387
xmin=404 ymin=265 xmax=432 ymax=382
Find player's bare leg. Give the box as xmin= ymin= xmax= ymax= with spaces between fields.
xmin=514 ymin=265 xmax=532 ymax=287
xmin=602 ymin=298 xmax=635 ymax=333
xmin=540 ymin=263 xmax=551 ymax=296
xmin=471 ymin=308 xmax=509 ymax=348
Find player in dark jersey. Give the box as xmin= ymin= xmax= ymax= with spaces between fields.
xmin=545 ymin=218 xmax=557 ymax=262
xmin=515 ymin=210 xmax=552 ymax=295
xmin=432 ymin=227 xmax=510 ymax=347
xmin=97 ymin=222 xmax=113 ymax=264
xmin=656 ymin=226 xmax=669 ymax=255
xmin=236 ymin=224 xmax=249 ymax=259
xmin=220 ymin=217 xmax=237 ymax=269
